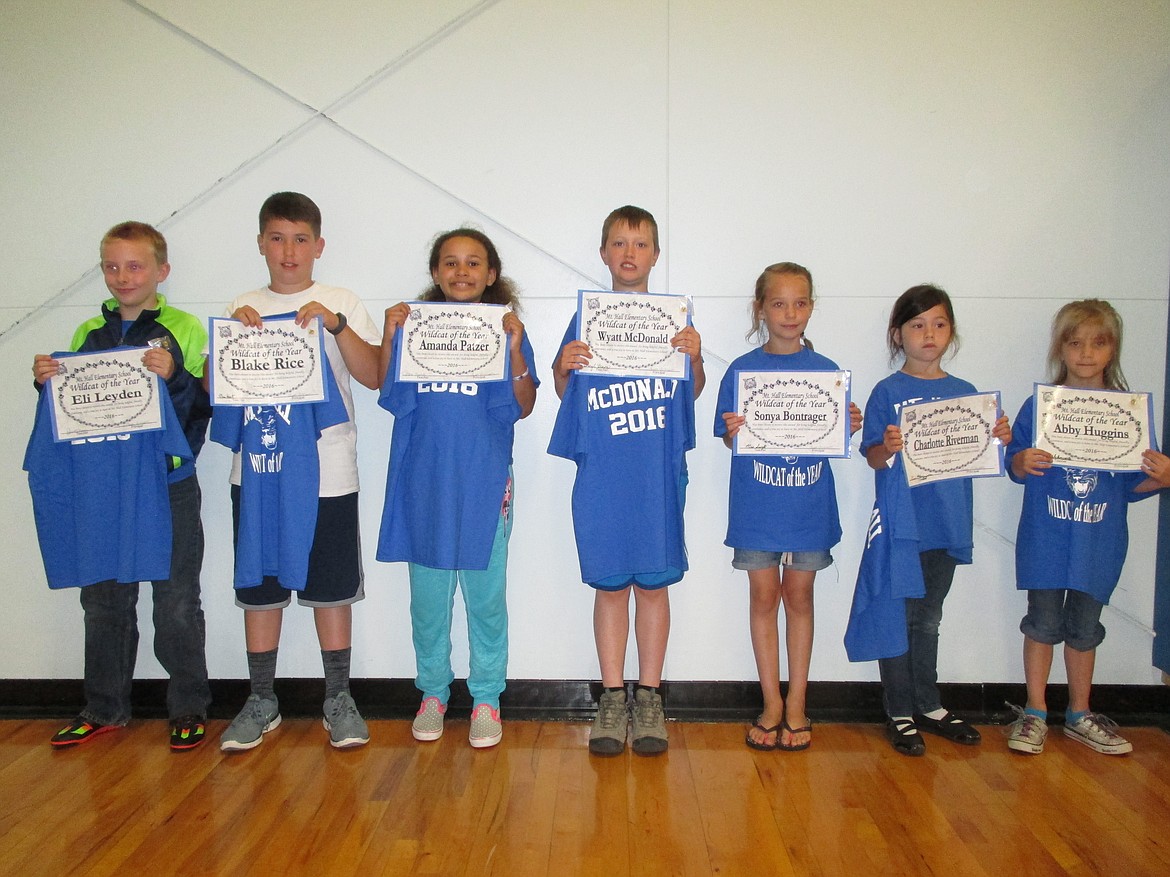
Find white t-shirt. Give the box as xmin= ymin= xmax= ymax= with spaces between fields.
xmin=226 ymin=282 xmax=381 ymax=496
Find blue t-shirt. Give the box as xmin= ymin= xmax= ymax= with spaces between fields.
xmin=548 ymin=317 xmax=696 ymax=584
xmin=860 ymin=371 xmax=976 ymax=562
xmin=714 ymin=345 xmax=843 ymax=552
xmin=210 ymin=359 xmax=349 ymax=589
xmin=844 ymin=454 xmax=926 ymax=661
xmin=377 ymin=331 xmax=539 ymax=570
xmin=1007 ymin=394 xmax=1156 ymax=603
xmin=24 ymin=384 xmax=193 ymax=589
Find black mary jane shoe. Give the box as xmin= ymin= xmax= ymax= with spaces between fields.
xmin=885 ymin=718 xmax=926 ymax=757
xmin=914 ymin=710 xmax=982 ymax=746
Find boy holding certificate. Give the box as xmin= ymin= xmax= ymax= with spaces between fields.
xmin=549 ymin=205 xmax=705 ymax=755
xmin=30 ymin=221 xmax=213 ymax=751
xmin=218 ymin=192 xmax=381 ymax=752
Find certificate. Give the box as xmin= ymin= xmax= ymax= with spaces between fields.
xmin=1033 ymin=383 xmax=1153 ymax=472
xmin=48 ymin=347 xmax=163 ymax=442
xmin=209 ymin=315 xmax=325 ymax=406
xmin=733 ymin=370 xmax=851 ymax=457
xmin=577 ymin=290 xmax=691 ymax=380
xmin=899 ymin=392 xmax=1004 ymax=486
xmin=396 ymin=301 xmax=508 ymax=383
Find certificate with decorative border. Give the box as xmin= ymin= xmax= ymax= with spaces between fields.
xmin=577 ymin=290 xmax=691 ymax=380
xmin=48 ymin=347 xmax=163 ymax=442
xmin=733 ymin=370 xmax=851 ymax=457
xmin=209 ymin=315 xmax=325 ymax=406
xmin=1033 ymin=383 xmax=1152 ymax=472
xmin=899 ymin=391 xmax=1004 ymax=486
xmin=396 ymin=301 xmax=508 ymax=383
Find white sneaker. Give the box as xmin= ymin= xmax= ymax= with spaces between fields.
xmin=1063 ymin=712 xmax=1132 ymax=755
xmin=1006 ymin=704 xmax=1048 ymax=755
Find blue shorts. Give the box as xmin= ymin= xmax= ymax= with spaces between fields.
xmin=731 ymin=548 xmax=833 ymax=572
xmin=1020 ymin=588 xmax=1105 ymax=652
xmin=231 ymin=487 xmax=365 ymax=610
xmin=590 ymin=568 xmax=684 ymax=592
xmin=587 ymin=472 xmax=688 ymax=592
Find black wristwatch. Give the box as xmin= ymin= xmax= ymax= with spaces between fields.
xmin=328 ymin=311 xmax=347 ymax=336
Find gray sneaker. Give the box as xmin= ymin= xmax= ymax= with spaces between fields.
xmin=631 ymin=687 xmax=668 ymax=755
xmin=220 ymin=694 xmax=281 ymax=752
xmin=411 ymin=696 xmax=446 ymax=742
xmin=589 ymin=688 xmax=628 ymax=755
xmin=1064 ymin=712 xmax=1133 ymax=755
xmin=1006 ymin=703 xmax=1048 ymax=755
xmin=323 ymin=691 xmax=369 ymax=749
xmin=469 ymin=704 xmax=503 ymax=749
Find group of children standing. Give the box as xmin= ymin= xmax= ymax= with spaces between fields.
xmin=26 ymin=193 xmax=1170 ymax=761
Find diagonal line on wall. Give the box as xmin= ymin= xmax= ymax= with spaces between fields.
xmin=0 ymin=0 xmax=605 ymax=343
xmin=128 ymin=0 xmax=607 ymax=288
xmin=137 ymin=0 xmax=604 ymax=287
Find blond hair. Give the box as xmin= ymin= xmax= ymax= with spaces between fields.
xmin=101 ymin=221 xmax=167 ymax=265
xmin=1047 ymin=299 xmax=1127 ymax=390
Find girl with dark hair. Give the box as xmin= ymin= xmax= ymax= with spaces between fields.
xmin=377 ymin=229 xmax=538 ymax=749
xmin=859 ymin=285 xmax=1011 ymax=756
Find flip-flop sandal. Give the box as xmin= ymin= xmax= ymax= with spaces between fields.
xmin=778 ymin=716 xmax=812 ymax=751
xmin=745 ymin=717 xmax=781 ymax=751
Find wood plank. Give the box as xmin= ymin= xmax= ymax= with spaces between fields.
xmin=1 ymin=719 xmax=1169 ymax=876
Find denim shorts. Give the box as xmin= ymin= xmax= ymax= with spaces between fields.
xmin=1020 ymin=588 xmax=1105 ymax=652
xmin=732 ymin=548 xmax=833 ymax=572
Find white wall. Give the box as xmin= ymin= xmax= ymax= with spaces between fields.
xmin=3 ymin=0 xmax=1168 ymax=687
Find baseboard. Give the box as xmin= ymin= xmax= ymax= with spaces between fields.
xmin=2 ymin=678 xmax=1168 ymax=728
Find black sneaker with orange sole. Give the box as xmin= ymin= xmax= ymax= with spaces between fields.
xmin=170 ymin=716 xmax=206 ymax=752
xmin=50 ymin=717 xmax=118 ymax=748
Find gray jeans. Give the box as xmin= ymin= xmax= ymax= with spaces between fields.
xmin=79 ymin=474 xmax=211 ymax=725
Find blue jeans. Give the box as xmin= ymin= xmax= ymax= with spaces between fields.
xmin=878 ymin=549 xmax=957 ymax=717
xmin=408 ymin=509 xmax=512 ymax=709
xmin=78 ymin=475 xmax=211 ymax=725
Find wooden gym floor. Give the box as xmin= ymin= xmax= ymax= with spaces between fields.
xmin=0 ymin=717 xmax=1167 ymax=876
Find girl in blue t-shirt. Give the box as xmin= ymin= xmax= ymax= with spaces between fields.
xmin=1005 ymin=299 xmax=1170 ymax=757
xmin=377 ymin=229 xmax=539 ymax=749
xmin=860 ymin=285 xmax=1011 ymax=756
xmin=716 ymin=263 xmax=861 ymax=752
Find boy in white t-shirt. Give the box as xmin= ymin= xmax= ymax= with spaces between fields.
xmin=219 ymin=192 xmax=382 ymax=751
